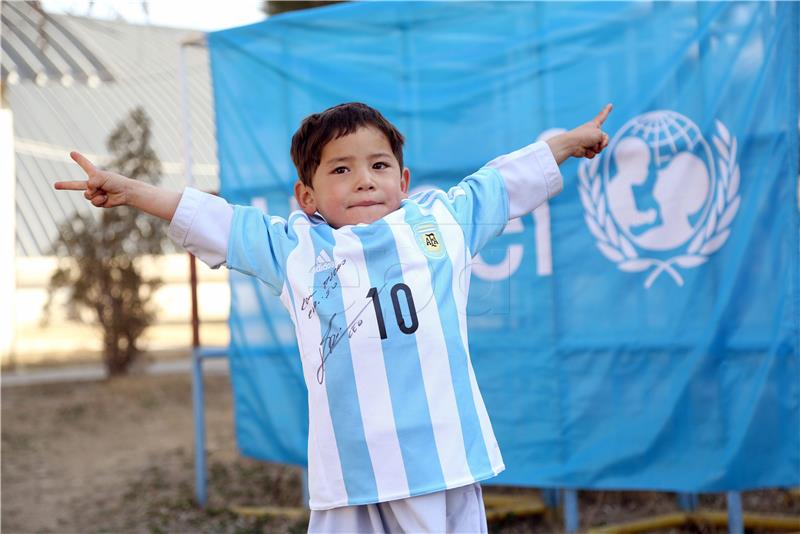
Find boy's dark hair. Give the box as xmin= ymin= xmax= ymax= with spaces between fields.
xmin=291 ymin=102 xmax=405 ymax=187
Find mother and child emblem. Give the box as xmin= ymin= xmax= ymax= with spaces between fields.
xmin=579 ymin=110 xmax=741 ymax=288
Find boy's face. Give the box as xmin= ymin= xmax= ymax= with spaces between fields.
xmin=295 ymin=126 xmax=410 ymax=229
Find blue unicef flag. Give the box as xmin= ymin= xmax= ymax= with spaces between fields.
xmin=208 ymin=1 xmax=799 ymax=490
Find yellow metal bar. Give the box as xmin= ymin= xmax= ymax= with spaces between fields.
xmin=693 ymin=511 xmax=800 ymax=530
xmin=231 ymin=494 xmax=549 ymax=523
xmin=484 ymin=494 xmax=544 ymax=507
xmin=483 ymin=492 xmax=547 ymax=521
xmin=590 ymin=511 xmax=800 ymax=534
xmin=485 ymin=503 xmax=548 ymax=521
xmin=230 ymin=505 xmax=309 ymax=520
xmin=589 ymin=512 xmax=689 ymax=534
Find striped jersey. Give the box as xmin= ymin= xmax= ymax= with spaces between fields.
xmin=168 ymin=140 xmax=562 ymax=510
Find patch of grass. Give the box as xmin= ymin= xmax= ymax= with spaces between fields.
xmin=1 ymin=431 xmax=33 ymax=450
xmin=57 ymin=402 xmax=89 ymax=421
xmin=138 ymin=394 xmax=161 ymax=410
xmin=93 ymin=456 xmax=308 ymax=533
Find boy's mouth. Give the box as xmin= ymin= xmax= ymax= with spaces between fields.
xmin=349 ymin=200 xmax=382 ymax=208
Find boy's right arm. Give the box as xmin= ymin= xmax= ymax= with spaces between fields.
xmin=55 ymin=151 xmax=182 ymax=221
xmin=55 ymin=151 xmax=232 ymax=268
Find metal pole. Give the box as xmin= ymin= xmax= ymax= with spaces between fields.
xmin=179 ymin=43 xmax=195 ymax=189
xmin=541 ymin=488 xmax=560 ymax=508
xmin=192 ymin=349 xmax=207 ymax=506
xmin=563 ymin=489 xmax=579 ymax=533
xmin=301 ymin=468 xmax=310 ymax=509
xmin=179 ymin=39 xmax=207 ymax=507
xmin=677 ymin=492 xmax=698 ymax=511
xmin=190 ymin=254 xmax=200 ymax=348
xmin=726 ymin=491 xmax=744 ymax=534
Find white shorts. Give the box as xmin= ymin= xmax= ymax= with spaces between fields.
xmin=307 ymin=483 xmax=487 ymax=533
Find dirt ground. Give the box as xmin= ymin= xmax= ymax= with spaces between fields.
xmin=2 ymin=371 xmax=798 ymax=534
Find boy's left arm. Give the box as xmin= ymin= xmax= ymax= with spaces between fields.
xmin=485 ymin=103 xmax=612 ymax=218
xmin=546 ymin=103 xmax=612 ymax=164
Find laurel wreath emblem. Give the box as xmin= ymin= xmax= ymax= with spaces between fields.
xmin=578 ymin=120 xmax=741 ymax=288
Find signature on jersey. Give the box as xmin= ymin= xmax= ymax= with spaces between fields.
xmin=315 ymin=282 xmax=388 ymax=384
xmin=301 ymin=259 xmax=347 ymax=319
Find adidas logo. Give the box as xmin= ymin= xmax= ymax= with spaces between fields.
xmin=313 ymin=250 xmax=336 ymax=273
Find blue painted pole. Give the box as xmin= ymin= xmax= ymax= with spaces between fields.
xmin=677 ymin=492 xmax=698 ymax=511
xmin=192 ymin=348 xmax=207 ymax=507
xmin=563 ymin=489 xmax=579 ymax=533
xmin=301 ymin=468 xmax=310 ymax=508
xmin=726 ymin=491 xmax=744 ymax=534
xmin=542 ymin=488 xmax=561 ymax=508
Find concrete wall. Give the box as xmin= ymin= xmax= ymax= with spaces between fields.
xmin=7 ymin=253 xmax=230 ymax=367
xmin=1 ymin=109 xmax=15 ymax=364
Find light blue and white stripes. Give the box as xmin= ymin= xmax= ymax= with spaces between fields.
xmin=274 ymin=172 xmax=512 ymax=509
xmin=167 ymin=140 xmax=562 ymax=510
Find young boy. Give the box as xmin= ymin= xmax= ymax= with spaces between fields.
xmin=56 ymin=102 xmax=611 ymax=533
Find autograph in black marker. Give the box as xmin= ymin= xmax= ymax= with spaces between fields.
xmin=316 ymin=282 xmax=388 ymax=384
xmin=301 ymin=259 xmax=347 ymax=320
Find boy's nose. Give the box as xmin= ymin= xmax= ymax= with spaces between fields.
xmin=355 ymin=171 xmax=377 ymax=191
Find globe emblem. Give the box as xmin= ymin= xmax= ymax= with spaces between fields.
xmin=603 ymin=111 xmax=715 ymax=251
xmin=579 ymin=110 xmax=740 ymax=288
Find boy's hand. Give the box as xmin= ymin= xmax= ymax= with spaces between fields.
xmin=55 ymin=151 xmax=181 ymax=221
xmin=547 ymin=103 xmax=612 ymax=164
xmin=54 ymin=151 xmax=130 ymax=208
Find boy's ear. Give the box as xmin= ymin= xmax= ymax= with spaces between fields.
xmin=294 ymin=180 xmax=317 ymax=215
xmin=400 ymin=167 xmax=411 ymax=195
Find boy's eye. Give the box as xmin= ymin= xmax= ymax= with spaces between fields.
xmin=332 ymin=166 xmax=348 ymax=174
xmin=373 ymin=162 xmax=389 ymax=169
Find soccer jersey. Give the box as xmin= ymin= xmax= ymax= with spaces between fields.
xmin=168 ymin=140 xmax=562 ymax=510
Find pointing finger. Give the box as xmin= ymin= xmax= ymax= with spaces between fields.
xmin=54 ymin=180 xmax=88 ymax=191
xmin=70 ymin=151 xmax=97 ymax=176
xmin=593 ymin=103 xmax=613 ymax=127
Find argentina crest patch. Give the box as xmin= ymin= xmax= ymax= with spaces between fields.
xmin=413 ymin=222 xmax=446 ymax=259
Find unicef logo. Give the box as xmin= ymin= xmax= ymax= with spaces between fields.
xmin=579 ymin=111 xmax=741 ymax=288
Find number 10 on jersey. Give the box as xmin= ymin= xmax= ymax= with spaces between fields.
xmin=367 ymin=284 xmax=419 ymax=339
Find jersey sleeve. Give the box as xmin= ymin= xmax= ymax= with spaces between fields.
xmin=485 ymin=140 xmax=563 ymax=218
xmin=225 ymin=205 xmax=293 ymax=295
xmin=443 ymin=140 xmax=563 ymax=255
xmin=442 ymin=167 xmax=509 ymax=256
xmin=167 ymin=187 xmax=290 ymax=295
xmin=167 ymin=187 xmax=232 ymax=268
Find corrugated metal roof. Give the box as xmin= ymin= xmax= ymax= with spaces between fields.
xmin=1 ymin=1 xmax=114 ymax=87
xmin=4 ymin=2 xmax=219 ymax=256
